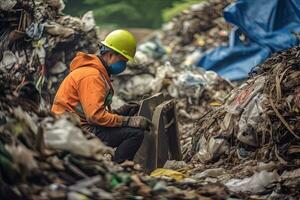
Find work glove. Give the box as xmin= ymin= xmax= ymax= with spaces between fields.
xmin=114 ymin=102 xmax=140 ymax=116
xmin=122 ymin=116 xmax=153 ymax=130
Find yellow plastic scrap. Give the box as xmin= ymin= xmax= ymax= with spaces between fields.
xmin=210 ymin=101 xmax=223 ymax=107
xmin=150 ymin=168 xmax=186 ymax=181
xmin=195 ymin=34 xmax=206 ymax=47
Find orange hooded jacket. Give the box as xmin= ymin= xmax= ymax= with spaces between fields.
xmin=51 ymin=52 xmax=124 ymax=127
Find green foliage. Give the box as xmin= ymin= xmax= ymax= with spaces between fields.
xmin=64 ymin=0 xmax=186 ymax=29
xmin=163 ymin=0 xmax=203 ymax=22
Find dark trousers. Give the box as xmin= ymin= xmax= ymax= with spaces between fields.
xmin=87 ymin=126 xmax=144 ymax=163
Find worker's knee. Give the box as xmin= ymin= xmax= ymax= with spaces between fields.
xmin=130 ymin=128 xmax=144 ymax=140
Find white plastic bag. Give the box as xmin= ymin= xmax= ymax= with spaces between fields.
xmin=225 ymin=170 xmax=278 ymax=193
xmin=44 ymin=117 xmax=113 ymax=158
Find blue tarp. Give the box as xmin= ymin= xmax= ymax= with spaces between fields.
xmin=197 ymin=0 xmax=300 ymax=80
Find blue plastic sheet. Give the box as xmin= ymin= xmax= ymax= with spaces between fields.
xmin=197 ymin=0 xmax=300 ymax=80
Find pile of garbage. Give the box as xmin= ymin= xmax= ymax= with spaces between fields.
xmin=124 ymin=0 xmax=233 ymax=69
xmin=113 ymin=62 xmax=233 ymax=159
xmin=160 ymin=0 xmax=233 ymax=66
xmin=0 ymin=2 xmax=238 ymax=198
xmin=5 ymin=0 xmax=300 ymax=198
xmin=112 ymin=0 xmax=235 ymax=158
xmin=0 ymin=0 xmax=99 ymax=102
xmin=183 ymin=46 xmax=300 ymax=198
xmin=0 ymin=73 xmax=242 ymax=200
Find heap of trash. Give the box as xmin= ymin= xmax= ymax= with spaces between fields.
xmin=3 ymin=0 xmax=300 ymax=199
xmin=123 ymin=0 xmax=233 ymax=69
xmin=0 ymin=73 xmax=243 ymax=200
xmin=0 ymin=0 xmax=239 ymax=199
xmin=0 ymin=0 xmax=99 ymax=102
xmin=113 ymin=64 xmax=234 ymax=160
xmin=181 ymin=46 xmax=300 ymax=198
xmin=160 ymin=0 xmax=233 ymax=66
xmin=112 ymin=0 xmax=235 ymax=158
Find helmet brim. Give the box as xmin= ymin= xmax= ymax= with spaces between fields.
xmin=100 ymin=41 xmax=135 ymax=61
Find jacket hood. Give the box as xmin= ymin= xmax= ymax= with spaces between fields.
xmin=70 ymin=52 xmax=110 ymax=79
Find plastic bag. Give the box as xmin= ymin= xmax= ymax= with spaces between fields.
xmin=0 ymin=51 xmax=17 ymax=72
xmin=226 ymin=76 xmax=265 ymax=115
xmin=237 ymin=93 xmax=266 ymax=146
xmin=44 ymin=117 xmax=113 ymax=158
xmin=225 ymin=170 xmax=278 ymax=193
xmin=82 ymin=11 xmax=96 ymax=32
xmin=150 ymin=168 xmax=186 ymax=181
xmin=193 ymin=135 xmax=229 ymax=163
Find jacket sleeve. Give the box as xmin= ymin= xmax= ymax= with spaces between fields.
xmin=78 ymin=74 xmax=124 ymax=127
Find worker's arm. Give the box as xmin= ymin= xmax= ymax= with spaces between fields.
xmin=78 ymin=74 xmax=124 ymax=127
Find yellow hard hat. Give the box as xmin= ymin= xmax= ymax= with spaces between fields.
xmin=101 ymin=29 xmax=137 ymax=61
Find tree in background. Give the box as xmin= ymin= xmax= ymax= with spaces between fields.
xmin=64 ymin=0 xmax=195 ymax=29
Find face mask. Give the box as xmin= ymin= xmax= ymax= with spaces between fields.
xmin=108 ymin=60 xmax=127 ymax=75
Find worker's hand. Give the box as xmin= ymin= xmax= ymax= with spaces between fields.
xmin=114 ymin=102 xmax=140 ymax=116
xmin=122 ymin=116 xmax=153 ymax=130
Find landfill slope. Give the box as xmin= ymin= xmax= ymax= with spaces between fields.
xmin=0 ymin=0 xmax=99 ymax=103
xmin=186 ymin=46 xmax=300 ymax=198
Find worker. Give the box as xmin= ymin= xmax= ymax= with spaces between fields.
xmin=51 ymin=29 xmax=152 ymax=163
